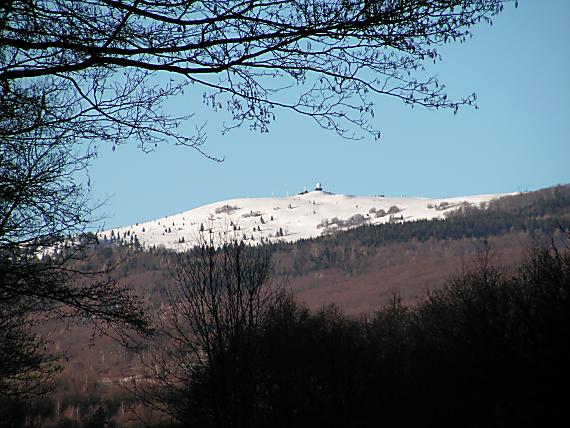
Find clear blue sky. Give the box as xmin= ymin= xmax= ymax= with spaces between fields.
xmin=90 ymin=1 xmax=570 ymax=229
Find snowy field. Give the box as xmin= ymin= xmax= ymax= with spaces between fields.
xmin=100 ymin=189 xmax=509 ymax=251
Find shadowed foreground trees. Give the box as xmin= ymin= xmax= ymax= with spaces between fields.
xmin=0 ymin=94 xmax=151 ymax=400
xmin=136 ymin=235 xmax=283 ymax=427
xmin=407 ymin=243 xmax=570 ymax=427
xmin=146 ymin=239 xmax=569 ymax=428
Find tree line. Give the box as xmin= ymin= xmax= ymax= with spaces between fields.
xmin=268 ymin=185 xmax=570 ymax=275
xmin=135 ymin=235 xmax=570 ymax=428
xmin=91 ymin=185 xmax=570 ymax=279
xmin=3 ymin=232 xmax=569 ymax=427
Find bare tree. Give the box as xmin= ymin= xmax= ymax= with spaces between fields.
xmin=0 ymin=87 xmax=151 ymax=398
xmin=135 ymin=233 xmax=282 ymax=427
xmin=0 ymin=298 xmax=60 ymax=398
xmin=1 ymin=0 xmax=515 ymax=149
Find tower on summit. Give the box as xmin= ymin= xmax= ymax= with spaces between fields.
xmin=315 ymin=182 xmax=323 ymax=191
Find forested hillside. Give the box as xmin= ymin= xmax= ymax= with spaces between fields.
xmin=5 ymin=185 xmax=569 ymax=427
xmin=65 ymin=185 xmax=570 ymax=314
xmin=267 ymin=184 xmax=570 ymax=276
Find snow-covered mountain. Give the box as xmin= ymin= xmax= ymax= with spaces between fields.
xmin=100 ymin=187 xmax=509 ymax=251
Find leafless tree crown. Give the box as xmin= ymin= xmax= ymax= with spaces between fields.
xmin=1 ymin=0 xmax=513 ymax=149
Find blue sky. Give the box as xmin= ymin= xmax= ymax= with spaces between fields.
xmin=90 ymin=1 xmax=570 ymax=229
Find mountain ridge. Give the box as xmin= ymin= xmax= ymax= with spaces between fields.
xmin=100 ymin=188 xmax=511 ymax=250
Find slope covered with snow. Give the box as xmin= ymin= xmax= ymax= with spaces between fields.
xmin=100 ymin=189 xmax=509 ymax=251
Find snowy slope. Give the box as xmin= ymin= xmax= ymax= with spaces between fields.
xmin=100 ymin=189 xmax=509 ymax=251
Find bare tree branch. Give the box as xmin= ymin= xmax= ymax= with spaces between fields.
xmin=1 ymin=0 xmax=514 ymax=144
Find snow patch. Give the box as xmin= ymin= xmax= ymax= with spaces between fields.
xmin=100 ymin=190 xmax=510 ymax=251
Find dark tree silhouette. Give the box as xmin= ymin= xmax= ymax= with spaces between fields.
xmin=1 ymin=0 xmax=514 ymax=149
xmin=135 ymin=233 xmax=282 ymax=426
xmin=0 ymin=93 xmax=151 ymax=398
